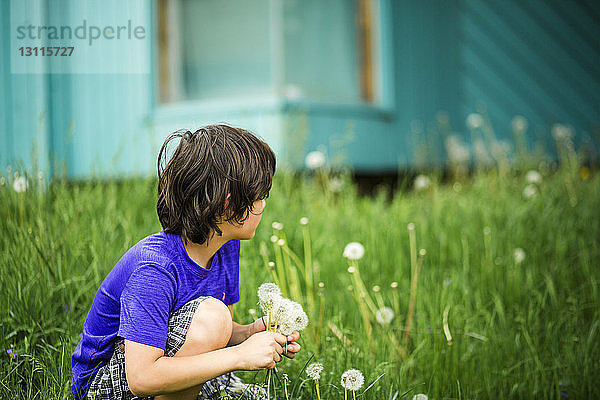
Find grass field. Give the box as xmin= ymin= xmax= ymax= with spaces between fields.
xmin=1 ymin=160 xmax=599 ymax=399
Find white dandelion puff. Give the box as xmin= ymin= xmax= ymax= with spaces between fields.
xmin=372 ymin=285 xmax=380 ymax=293
xmin=552 ymin=124 xmax=574 ymax=141
xmin=306 ymin=363 xmax=323 ymax=380
xmin=413 ymin=175 xmax=431 ymax=191
xmin=257 ymin=283 xmax=282 ymax=314
xmin=525 ymin=170 xmax=542 ymax=185
xmin=277 ymin=239 xmax=285 ymax=247
xmin=390 ymin=281 xmax=398 ymax=289
xmin=412 ymin=394 xmax=428 ymax=400
xmin=274 ymin=298 xmax=308 ymax=335
xmin=272 ymin=221 xmax=284 ymax=231
xmin=512 ymin=115 xmax=528 ymax=132
xmin=522 ymin=184 xmax=538 ymax=199
xmin=329 ymin=176 xmax=344 ymax=193
xmin=466 ymin=113 xmax=484 ymax=130
xmin=375 ymin=307 xmax=394 ymax=325
xmin=343 ymin=242 xmax=365 ymax=260
xmin=347 ymin=266 xmax=356 ymax=274
xmin=340 ymin=369 xmax=364 ymax=391
xmin=270 ymin=235 xmax=278 ymax=243
xmin=300 ymin=217 xmax=309 ymax=225
xmin=445 ymin=136 xmax=471 ymax=164
xmin=514 ymin=248 xmax=526 ymax=264
xmin=305 ymin=151 xmax=326 ymax=169
xmin=12 ymin=176 xmax=28 ymax=193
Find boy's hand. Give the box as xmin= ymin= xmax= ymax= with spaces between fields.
xmin=248 ymin=318 xmax=301 ymax=359
xmin=235 ymin=331 xmax=286 ymax=370
xmin=283 ymin=331 xmax=301 ymax=359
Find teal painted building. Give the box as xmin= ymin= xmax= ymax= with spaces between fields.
xmin=1 ymin=0 xmax=599 ymax=178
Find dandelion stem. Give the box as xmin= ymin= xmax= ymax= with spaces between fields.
xmin=316 ymin=380 xmax=321 ymax=400
xmin=344 ymin=384 xmax=347 ymax=400
xmin=302 ymin=223 xmax=315 ymax=314
xmin=267 ymin=370 xmax=271 ymax=400
xmin=404 ymin=248 xmax=426 ymax=347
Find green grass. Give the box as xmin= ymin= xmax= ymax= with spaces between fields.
xmin=1 ymin=165 xmax=599 ymax=399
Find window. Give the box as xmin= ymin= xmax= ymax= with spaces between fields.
xmin=158 ymin=0 xmax=381 ymax=105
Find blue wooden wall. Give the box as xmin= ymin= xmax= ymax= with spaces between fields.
xmin=1 ymin=0 xmax=599 ymax=178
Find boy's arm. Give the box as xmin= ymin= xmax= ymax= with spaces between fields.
xmin=125 ymin=331 xmax=286 ymax=397
xmin=227 ymin=304 xmax=265 ymax=346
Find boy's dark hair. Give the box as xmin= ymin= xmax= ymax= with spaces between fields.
xmin=157 ymin=124 xmax=276 ymax=244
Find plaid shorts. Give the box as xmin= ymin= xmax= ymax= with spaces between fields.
xmin=86 ymin=297 xmax=265 ymax=400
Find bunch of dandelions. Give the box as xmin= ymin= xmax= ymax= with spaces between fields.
xmin=341 ymin=369 xmax=364 ymax=400
xmin=257 ymin=282 xmax=308 ymax=335
xmin=306 ymin=362 xmax=323 ymax=400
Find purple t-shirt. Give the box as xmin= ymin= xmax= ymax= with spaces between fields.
xmin=71 ymin=229 xmax=240 ymax=399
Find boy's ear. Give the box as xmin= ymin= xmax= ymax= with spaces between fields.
xmin=224 ymin=194 xmax=233 ymax=217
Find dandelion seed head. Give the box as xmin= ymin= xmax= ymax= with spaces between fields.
xmin=514 ymin=248 xmax=526 ymax=264
xmin=407 ymin=222 xmax=415 ymax=231
xmin=512 ymin=115 xmax=528 ymax=132
xmin=12 ymin=176 xmax=27 ymax=193
xmin=306 ymin=363 xmax=323 ymax=380
xmin=523 ymin=184 xmax=538 ymax=199
xmin=376 ymin=307 xmax=394 ymax=325
xmin=300 ymin=217 xmax=309 ymax=225
xmin=466 ymin=113 xmax=484 ymax=130
xmin=552 ymin=124 xmax=573 ymax=141
xmin=372 ymin=285 xmax=380 ymax=293
xmin=272 ymin=222 xmax=284 ymax=231
xmin=413 ymin=175 xmax=431 ymax=191
xmin=340 ymin=369 xmax=364 ymax=391
xmin=391 ymin=281 xmax=398 ymax=289
xmin=347 ymin=266 xmax=356 ymax=274
xmin=274 ymin=298 xmax=308 ymax=335
xmin=318 ymin=282 xmax=324 ymax=288
xmin=329 ymin=177 xmax=344 ymax=193
xmin=446 ymin=136 xmax=471 ymax=164
xmin=412 ymin=394 xmax=428 ymax=400
xmin=277 ymin=239 xmax=285 ymax=247
xmin=305 ymin=151 xmax=326 ymax=169
xmin=525 ymin=170 xmax=542 ymax=185
xmin=419 ymin=249 xmax=426 ymax=256
xmin=270 ymin=235 xmax=278 ymax=243
xmin=343 ymin=242 xmax=365 ymax=260
xmin=268 ymin=261 xmax=275 ymax=269
xmin=257 ymin=283 xmax=282 ymax=314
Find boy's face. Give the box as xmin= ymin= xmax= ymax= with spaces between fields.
xmin=223 ymin=199 xmax=266 ymax=240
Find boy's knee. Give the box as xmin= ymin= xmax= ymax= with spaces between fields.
xmin=186 ymin=297 xmax=232 ymax=352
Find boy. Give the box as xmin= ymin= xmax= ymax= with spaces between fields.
xmin=71 ymin=125 xmax=301 ymax=399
